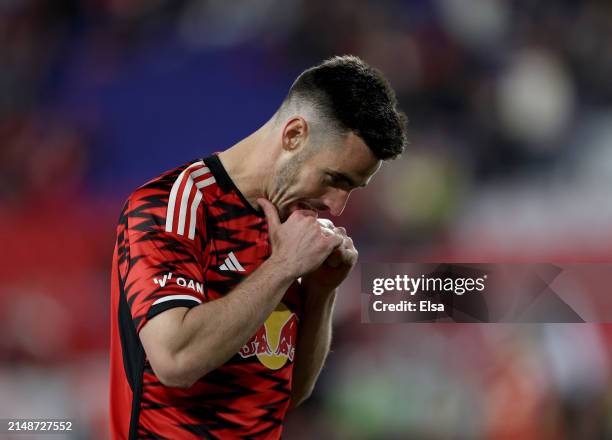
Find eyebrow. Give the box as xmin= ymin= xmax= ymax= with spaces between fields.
xmin=330 ymin=171 xmax=367 ymax=188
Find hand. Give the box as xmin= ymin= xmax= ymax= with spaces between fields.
xmin=301 ymin=219 xmax=358 ymax=292
xmin=258 ymin=198 xmax=343 ymax=279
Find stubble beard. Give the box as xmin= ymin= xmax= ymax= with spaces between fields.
xmin=269 ymin=153 xmax=305 ymax=222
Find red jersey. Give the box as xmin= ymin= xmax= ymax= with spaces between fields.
xmin=109 ymin=155 xmax=301 ymax=439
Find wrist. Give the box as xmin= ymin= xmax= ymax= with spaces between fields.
xmin=264 ymin=253 xmax=298 ymax=284
xmin=300 ymin=282 xmax=337 ymax=309
xmin=300 ymin=274 xmax=336 ymax=294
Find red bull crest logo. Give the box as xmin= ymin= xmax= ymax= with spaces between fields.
xmin=239 ymin=302 xmax=298 ymax=370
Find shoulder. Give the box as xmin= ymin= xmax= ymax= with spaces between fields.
xmin=129 ymin=160 xmax=201 ymax=203
xmin=125 ymin=159 xmax=216 ymax=240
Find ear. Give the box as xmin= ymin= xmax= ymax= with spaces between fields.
xmin=281 ymin=117 xmax=308 ymax=152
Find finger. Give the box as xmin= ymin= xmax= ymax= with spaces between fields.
xmin=257 ymin=198 xmax=281 ymax=231
xmin=292 ymin=209 xmax=318 ymax=219
xmin=331 ymin=234 xmax=352 ymax=251
xmin=317 ymin=218 xmax=335 ymax=229
xmin=341 ymin=235 xmax=354 ymax=250
xmin=329 ymin=232 xmax=344 ymax=249
xmin=337 ymin=237 xmax=356 ymax=258
xmin=320 ymin=227 xmax=336 ymax=237
xmin=336 ymin=245 xmax=358 ymax=265
xmin=334 ymin=226 xmax=347 ymax=237
xmin=346 ymin=248 xmax=359 ymax=265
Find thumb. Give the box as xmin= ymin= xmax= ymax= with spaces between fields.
xmin=257 ymin=198 xmax=281 ymax=231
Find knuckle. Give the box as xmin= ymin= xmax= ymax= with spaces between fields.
xmin=322 ymin=234 xmax=336 ymax=245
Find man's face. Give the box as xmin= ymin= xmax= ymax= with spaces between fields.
xmin=269 ymin=132 xmax=382 ymax=221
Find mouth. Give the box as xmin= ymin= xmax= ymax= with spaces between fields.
xmin=285 ymin=201 xmax=320 ymax=219
xmin=296 ymin=201 xmax=317 ymax=211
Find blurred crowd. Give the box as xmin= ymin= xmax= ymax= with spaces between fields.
xmin=1 ymin=0 xmax=612 ymax=438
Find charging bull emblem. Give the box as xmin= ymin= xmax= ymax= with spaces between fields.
xmin=239 ymin=302 xmax=298 ymax=370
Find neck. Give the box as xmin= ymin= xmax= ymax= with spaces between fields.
xmin=217 ymin=121 xmax=277 ymax=209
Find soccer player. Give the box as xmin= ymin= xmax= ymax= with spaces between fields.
xmin=109 ymin=55 xmax=407 ymax=439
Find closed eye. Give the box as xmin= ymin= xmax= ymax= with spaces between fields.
xmin=325 ymin=173 xmax=347 ymax=189
xmin=325 ymin=172 xmax=364 ymax=190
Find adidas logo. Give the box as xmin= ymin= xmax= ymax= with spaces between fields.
xmin=219 ymin=252 xmax=245 ymax=272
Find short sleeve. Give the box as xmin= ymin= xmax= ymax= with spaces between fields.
xmin=117 ymin=189 xmax=207 ymax=333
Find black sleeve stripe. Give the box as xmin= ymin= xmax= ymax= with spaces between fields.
xmin=146 ymin=300 xmax=202 ymax=323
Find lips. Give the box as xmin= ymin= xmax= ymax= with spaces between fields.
xmin=297 ymin=201 xmax=316 ymax=211
xmin=285 ymin=201 xmax=324 ymax=220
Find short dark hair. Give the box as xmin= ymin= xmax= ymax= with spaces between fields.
xmin=283 ymin=55 xmax=407 ymax=160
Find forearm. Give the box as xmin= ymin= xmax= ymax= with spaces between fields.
xmin=290 ymin=286 xmax=336 ymax=408
xmin=141 ymin=201 xmax=347 ymax=388
xmin=165 ymin=258 xmax=295 ymax=385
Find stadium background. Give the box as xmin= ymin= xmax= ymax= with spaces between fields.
xmin=2 ymin=0 xmax=612 ymax=438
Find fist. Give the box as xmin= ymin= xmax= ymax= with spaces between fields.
xmin=317 ymin=219 xmax=343 ymax=267
xmin=257 ymin=198 xmax=343 ymax=278
xmin=300 ymin=217 xmax=358 ymax=291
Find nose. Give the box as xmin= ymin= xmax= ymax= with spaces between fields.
xmin=325 ymin=189 xmax=351 ymax=217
